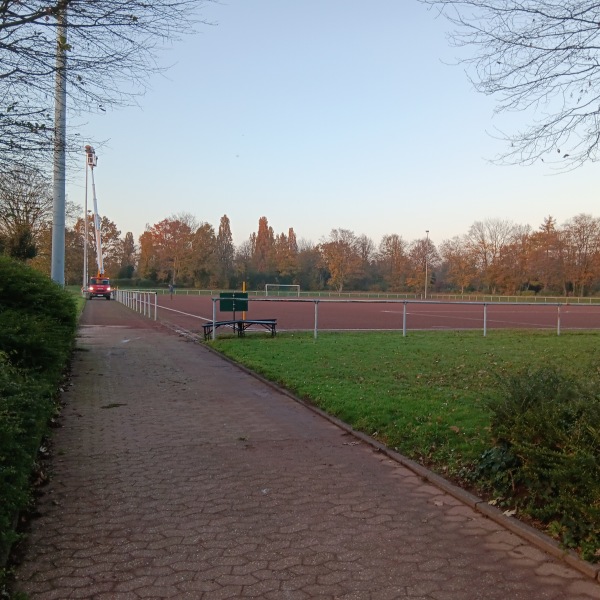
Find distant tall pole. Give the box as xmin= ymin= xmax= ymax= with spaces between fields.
xmin=51 ymin=9 xmax=68 ymax=285
xmin=424 ymin=230 xmax=429 ymax=299
xmin=83 ymin=151 xmax=89 ymax=289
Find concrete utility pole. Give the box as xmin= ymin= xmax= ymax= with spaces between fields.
xmin=51 ymin=10 xmax=68 ymax=285
xmin=424 ymin=230 xmax=429 ymax=299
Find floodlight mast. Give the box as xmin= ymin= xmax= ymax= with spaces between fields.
xmin=84 ymin=145 xmax=104 ymax=278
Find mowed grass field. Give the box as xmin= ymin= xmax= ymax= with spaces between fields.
xmin=211 ymin=330 xmax=600 ymax=475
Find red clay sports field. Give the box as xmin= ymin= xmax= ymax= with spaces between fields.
xmin=132 ymin=293 xmax=600 ymax=336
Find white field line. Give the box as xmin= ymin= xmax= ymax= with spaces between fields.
xmin=157 ymin=305 xmax=212 ymax=322
xmin=380 ymin=309 xmax=555 ymax=329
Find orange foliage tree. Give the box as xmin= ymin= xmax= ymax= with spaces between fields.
xmin=214 ymin=215 xmax=235 ymax=288
xmin=137 ymin=214 xmax=195 ymax=284
xmin=319 ymin=229 xmax=362 ymax=292
xmin=439 ymin=235 xmax=477 ymax=294
xmin=376 ymin=234 xmax=408 ymax=292
xmin=273 ymin=227 xmax=299 ymax=282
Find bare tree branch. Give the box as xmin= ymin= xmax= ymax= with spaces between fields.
xmin=420 ymin=0 xmax=600 ymax=167
xmin=0 ymin=0 xmax=213 ymax=169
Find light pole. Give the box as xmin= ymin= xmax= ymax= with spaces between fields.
xmin=50 ymin=8 xmax=68 ymax=285
xmin=424 ymin=230 xmax=429 ymax=299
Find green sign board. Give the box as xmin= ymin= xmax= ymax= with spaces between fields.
xmin=220 ymin=292 xmax=248 ymax=313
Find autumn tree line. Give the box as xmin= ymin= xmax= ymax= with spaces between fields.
xmin=1 ymin=167 xmax=600 ymax=296
xmin=134 ymin=213 xmax=600 ymax=297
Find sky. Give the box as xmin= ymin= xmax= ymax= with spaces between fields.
xmin=66 ymin=0 xmax=599 ymax=249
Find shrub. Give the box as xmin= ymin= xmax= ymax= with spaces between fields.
xmin=0 ymin=256 xmax=76 ymax=375
xmin=0 ymin=257 xmax=78 ymax=578
xmin=475 ymin=366 xmax=600 ymax=561
xmin=0 ymin=356 xmax=53 ymax=561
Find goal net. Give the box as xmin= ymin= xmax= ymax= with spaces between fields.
xmin=265 ymin=284 xmax=301 ymax=297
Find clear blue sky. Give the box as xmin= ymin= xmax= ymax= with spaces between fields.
xmin=66 ymin=0 xmax=599 ymax=249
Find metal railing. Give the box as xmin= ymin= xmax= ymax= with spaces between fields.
xmin=247 ymin=297 xmax=567 ymax=339
xmin=114 ymin=290 xmax=158 ymax=320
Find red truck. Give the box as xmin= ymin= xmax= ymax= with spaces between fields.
xmin=87 ymin=276 xmax=112 ymax=300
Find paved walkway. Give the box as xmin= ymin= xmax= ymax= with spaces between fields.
xmin=13 ymin=301 xmax=600 ymax=599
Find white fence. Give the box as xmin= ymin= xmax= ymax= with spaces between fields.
xmin=114 ymin=290 xmax=158 ymax=320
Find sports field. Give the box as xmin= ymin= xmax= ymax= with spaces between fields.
xmin=153 ymin=294 xmax=600 ymax=335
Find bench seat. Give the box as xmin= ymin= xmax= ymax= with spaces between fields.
xmin=203 ymin=319 xmax=277 ymax=340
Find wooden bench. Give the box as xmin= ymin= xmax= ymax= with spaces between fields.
xmin=203 ymin=319 xmax=277 ymax=341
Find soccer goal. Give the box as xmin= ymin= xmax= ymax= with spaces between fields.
xmin=265 ymin=284 xmax=301 ymax=297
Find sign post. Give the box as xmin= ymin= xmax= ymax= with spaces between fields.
xmin=219 ymin=292 xmax=249 ymax=322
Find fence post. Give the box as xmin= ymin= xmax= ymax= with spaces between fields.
xmin=154 ymin=293 xmax=158 ymax=320
xmin=557 ymin=304 xmax=561 ymax=336
xmin=314 ymin=300 xmax=319 ymax=339
xmin=403 ymin=301 xmax=407 ymax=337
xmin=212 ymin=297 xmax=217 ymax=341
xmin=483 ymin=303 xmax=487 ymax=337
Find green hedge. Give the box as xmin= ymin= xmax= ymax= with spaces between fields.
xmin=0 ymin=256 xmax=77 ymax=577
xmin=474 ymin=367 xmax=600 ymax=561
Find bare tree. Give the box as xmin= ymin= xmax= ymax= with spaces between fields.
xmin=466 ymin=218 xmax=519 ymax=292
xmin=0 ymin=1 xmax=212 ymax=167
xmin=420 ymin=0 xmax=600 ymax=167
xmin=0 ymin=165 xmax=76 ymax=258
xmin=561 ymin=213 xmax=600 ymax=296
xmin=407 ymin=235 xmax=440 ymax=294
xmin=0 ymin=166 xmax=53 ymax=243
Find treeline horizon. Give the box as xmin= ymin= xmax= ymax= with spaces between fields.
xmin=21 ymin=210 xmax=600 ymax=298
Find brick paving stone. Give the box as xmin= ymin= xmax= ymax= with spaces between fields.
xmin=11 ymin=300 xmax=600 ymax=599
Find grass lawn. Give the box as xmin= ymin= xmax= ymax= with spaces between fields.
xmin=210 ymin=330 xmax=600 ymax=474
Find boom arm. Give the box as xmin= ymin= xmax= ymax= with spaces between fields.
xmin=85 ymin=145 xmax=104 ymax=277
